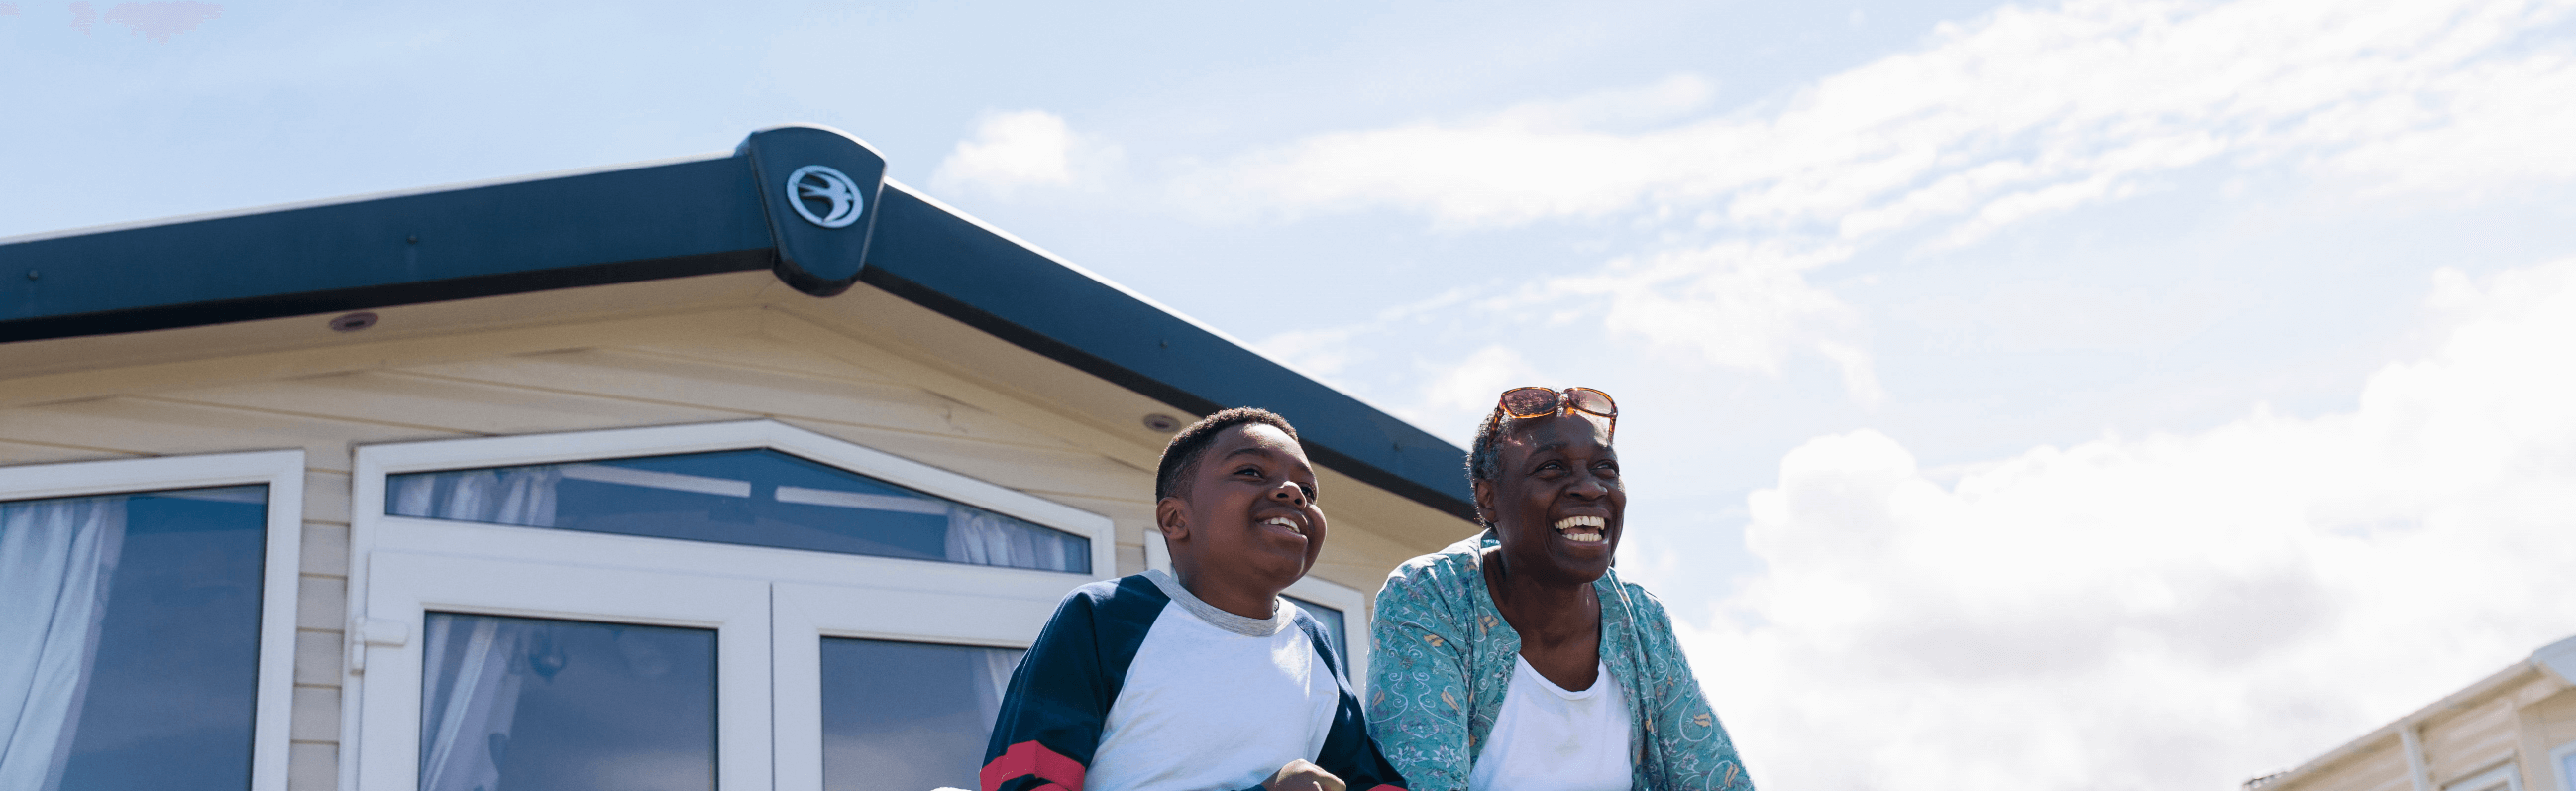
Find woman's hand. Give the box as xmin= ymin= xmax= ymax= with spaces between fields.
xmin=1263 ymin=759 xmax=1346 ymax=791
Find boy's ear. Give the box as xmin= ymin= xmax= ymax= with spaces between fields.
xmin=1154 ymin=496 xmax=1189 ymax=543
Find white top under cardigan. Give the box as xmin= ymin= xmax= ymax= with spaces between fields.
xmin=1466 ymin=657 xmax=1633 ymax=791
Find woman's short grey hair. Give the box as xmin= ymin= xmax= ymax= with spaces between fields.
xmin=1465 ymin=408 xmax=1507 ymax=486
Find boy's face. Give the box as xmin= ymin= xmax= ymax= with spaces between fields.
xmin=1162 ymin=423 xmax=1328 ymax=596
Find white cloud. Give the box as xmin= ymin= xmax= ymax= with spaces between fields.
xmin=930 ymin=110 xmax=1107 ymax=196
xmin=1192 ymin=0 xmax=2576 ymax=239
xmin=1184 ymin=0 xmax=2576 ymax=401
xmin=1399 ymin=343 xmax=1547 ymax=445
xmin=1684 ymin=258 xmax=2576 ymax=791
xmin=1255 ymin=238 xmax=1881 ymax=418
xmin=1891 ymin=279 xmax=2248 ymax=354
xmin=2318 ymin=50 xmax=2576 ymax=197
xmin=1542 ymin=240 xmax=1880 ymax=403
xmin=1255 ymin=287 xmax=1480 ymax=382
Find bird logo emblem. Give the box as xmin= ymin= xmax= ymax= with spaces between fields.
xmin=785 ymin=165 xmax=864 ymax=229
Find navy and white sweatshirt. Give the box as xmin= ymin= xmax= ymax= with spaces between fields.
xmin=980 ymin=570 xmax=1409 ymax=791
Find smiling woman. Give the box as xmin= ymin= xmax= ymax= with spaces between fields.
xmin=1365 ymin=388 xmax=1757 ymax=791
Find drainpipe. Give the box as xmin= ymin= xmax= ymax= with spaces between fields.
xmin=2399 ymin=721 xmax=2434 ymax=791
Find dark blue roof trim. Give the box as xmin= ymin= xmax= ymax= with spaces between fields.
xmin=860 ymin=190 xmax=1475 ymax=519
xmin=0 ymin=127 xmax=1475 ymax=519
xmin=1 ymin=249 xmax=771 ymax=343
xmin=3 ymin=155 xmax=773 ymax=341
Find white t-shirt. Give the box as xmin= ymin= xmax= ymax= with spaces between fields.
xmin=1468 ymin=656 xmax=1632 ymax=791
xmin=1086 ymin=570 xmax=1342 ymax=791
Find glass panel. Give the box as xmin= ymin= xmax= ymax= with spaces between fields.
xmin=419 ymin=614 xmax=715 ymax=791
xmin=1 ymin=485 xmax=267 ymax=791
xmin=387 ymin=449 xmax=1089 ymax=573
xmin=819 ymin=638 xmax=1023 ymax=791
xmin=1286 ymin=595 xmax=1346 ymax=662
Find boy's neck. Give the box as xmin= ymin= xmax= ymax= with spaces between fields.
xmin=1170 ymin=564 xmax=1282 ymax=621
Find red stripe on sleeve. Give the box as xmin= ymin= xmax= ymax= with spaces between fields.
xmin=979 ymin=740 xmax=1087 ymax=791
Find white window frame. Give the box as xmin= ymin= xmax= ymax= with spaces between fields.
xmin=356 ymin=552 xmax=774 ymax=791
xmin=2547 ymin=741 xmax=2576 ymax=791
xmin=773 ymin=574 xmax=1068 ymax=791
xmin=342 ymin=419 xmax=1113 ymax=791
xmin=1145 ymin=529 xmax=1373 ymax=688
xmin=2445 ymin=763 xmax=2524 ymax=791
xmin=0 ymin=449 xmax=306 ymax=791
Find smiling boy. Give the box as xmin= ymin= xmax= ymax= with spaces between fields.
xmin=980 ymin=408 xmax=1408 ymax=791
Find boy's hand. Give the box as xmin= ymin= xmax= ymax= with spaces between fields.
xmin=1263 ymin=759 xmax=1345 ymax=791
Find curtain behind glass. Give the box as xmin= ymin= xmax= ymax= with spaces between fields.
xmin=971 ymin=648 xmax=1019 ymax=731
xmin=419 ymin=615 xmax=716 ymax=791
xmin=392 ymin=451 xmax=1089 ymax=573
xmin=393 ymin=467 xmax=562 ymax=528
xmin=405 ymin=475 xmax=558 ymax=791
xmin=419 ymin=616 xmax=539 ymax=791
xmin=0 ymin=495 xmax=128 ymax=791
xmin=943 ymin=503 xmax=1083 ymax=573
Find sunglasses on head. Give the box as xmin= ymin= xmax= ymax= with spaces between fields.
xmin=1491 ymin=387 xmax=1618 ymax=441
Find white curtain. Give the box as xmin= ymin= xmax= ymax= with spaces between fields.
xmin=938 ymin=502 xmax=1043 ymax=735
xmin=392 ymin=467 xmax=562 ymax=528
xmin=970 ymin=647 xmax=1024 ymax=733
xmin=410 ymin=477 xmax=559 ymax=791
xmin=419 ymin=617 xmax=540 ymax=791
xmin=942 ymin=504 xmax=1080 ymax=572
xmin=0 ymin=494 xmax=128 ymax=791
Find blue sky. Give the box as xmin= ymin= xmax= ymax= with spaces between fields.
xmin=11 ymin=2 xmax=2576 ymax=789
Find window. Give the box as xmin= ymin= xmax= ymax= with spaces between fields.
xmin=347 ymin=420 xmax=1109 ymax=791
xmin=819 ymin=638 xmax=1023 ymax=791
xmin=0 ymin=450 xmax=303 ymax=791
xmin=2442 ymin=764 xmax=2522 ymax=791
xmin=419 ymin=614 xmax=718 ymax=791
xmin=357 ymin=551 xmax=772 ymax=791
xmin=2550 ymin=741 xmax=2576 ymax=791
xmin=387 ymin=448 xmax=1088 ymax=573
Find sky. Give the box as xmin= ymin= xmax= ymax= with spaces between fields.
xmin=9 ymin=1 xmax=2576 ymax=789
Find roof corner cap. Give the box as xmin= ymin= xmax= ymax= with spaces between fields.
xmin=2534 ymin=634 xmax=2576 ymax=686
xmin=735 ymin=123 xmax=887 ymax=159
xmin=738 ymin=125 xmax=890 ymax=296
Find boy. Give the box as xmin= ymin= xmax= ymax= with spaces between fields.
xmin=981 ymin=408 xmax=1408 ymax=791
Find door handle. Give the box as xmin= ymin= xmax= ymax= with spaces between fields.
xmin=346 ymin=617 xmax=410 ymax=673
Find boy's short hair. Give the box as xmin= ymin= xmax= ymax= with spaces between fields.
xmin=1154 ymin=407 xmax=1302 ymax=502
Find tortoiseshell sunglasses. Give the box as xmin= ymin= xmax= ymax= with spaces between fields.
xmin=1491 ymin=387 xmax=1618 ymax=441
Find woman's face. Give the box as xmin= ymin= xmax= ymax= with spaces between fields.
xmin=1476 ymin=411 xmax=1624 ymax=586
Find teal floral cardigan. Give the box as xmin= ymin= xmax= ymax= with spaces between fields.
xmin=1364 ymin=533 xmax=1755 ymax=791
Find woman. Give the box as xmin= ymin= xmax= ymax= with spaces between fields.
xmin=1366 ymin=387 xmax=1755 ymax=791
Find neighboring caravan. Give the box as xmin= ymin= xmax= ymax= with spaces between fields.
xmin=2249 ymin=636 xmax=2576 ymax=791
xmin=0 ymin=126 xmax=1478 ymax=791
